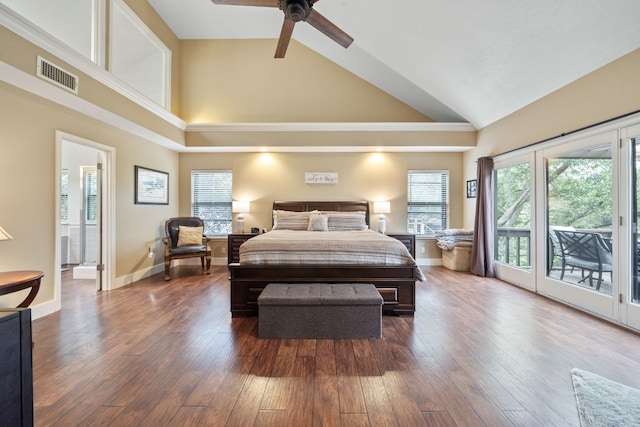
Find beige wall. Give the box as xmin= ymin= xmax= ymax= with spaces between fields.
xmin=180 ymin=39 xmax=432 ymax=123
xmin=0 ymin=81 xmax=178 ymax=308
xmin=179 ymin=151 xmax=464 ymax=260
xmin=462 ymin=48 xmax=640 ymax=228
xmin=185 ymin=128 xmax=477 ymax=150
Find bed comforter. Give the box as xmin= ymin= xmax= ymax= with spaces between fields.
xmin=239 ymin=229 xmax=426 ymax=282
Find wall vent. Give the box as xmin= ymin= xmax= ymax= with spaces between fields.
xmin=37 ymin=56 xmax=78 ymax=94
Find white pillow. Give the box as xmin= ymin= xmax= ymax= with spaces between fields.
xmin=307 ymin=213 xmax=328 ymax=231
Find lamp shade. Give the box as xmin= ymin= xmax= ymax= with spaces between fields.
xmin=373 ymin=201 xmax=391 ymax=214
xmin=232 ymin=201 xmax=250 ymax=213
xmin=0 ymin=226 xmax=13 ymax=241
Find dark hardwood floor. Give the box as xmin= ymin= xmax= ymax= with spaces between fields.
xmin=32 ymin=266 xmax=640 ymax=426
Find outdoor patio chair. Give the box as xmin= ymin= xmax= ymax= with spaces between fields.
xmin=554 ymin=230 xmax=612 ymax=290
xmin=548 ymin=225 xmax=575 ymax=273
xmin=163 ymin=217 xmax=211 ymax=280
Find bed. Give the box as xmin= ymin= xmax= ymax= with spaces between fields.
xmin=228 ymin=201 xmax=423 ymax=317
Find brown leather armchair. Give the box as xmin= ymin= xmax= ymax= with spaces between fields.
xmin=163 ymin=217 xmax=211 ymax=280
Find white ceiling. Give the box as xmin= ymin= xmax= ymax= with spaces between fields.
xmin=148 ymin=0 xmax=640 ymax=129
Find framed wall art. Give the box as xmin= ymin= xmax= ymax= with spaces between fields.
xmin=466 ymin=179 xmax=477 ymax=198
xmin=135 ymin=165 xmax=169 ymax=205
xmin=305 ymin=172 xmax=338 ymax=184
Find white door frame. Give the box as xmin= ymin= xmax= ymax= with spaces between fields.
xmin=620 ymin=123 xmax=640 ymax=330
xmin=535 ymin=129 xmax=619 ymax=321
xmin=493 ymin=152 xmax=537 ymax=292
xmin=55 ymin=131 xmax=115 ymax=302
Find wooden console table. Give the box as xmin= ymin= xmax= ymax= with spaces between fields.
xmin=0 ymin=271 xmax=44 ymax=308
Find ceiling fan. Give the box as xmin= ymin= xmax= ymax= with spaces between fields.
xmin=211 ymin=0 xmax=354 ymax=58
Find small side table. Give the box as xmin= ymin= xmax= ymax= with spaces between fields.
xmin=0 ymin=271 xmax=44 ymax=308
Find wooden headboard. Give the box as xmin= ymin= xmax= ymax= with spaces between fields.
xmin=272 ymin=201 xmax=370 ymax=226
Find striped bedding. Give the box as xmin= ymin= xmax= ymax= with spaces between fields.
xmin=239 ymin=229 xmax=426 ymax=282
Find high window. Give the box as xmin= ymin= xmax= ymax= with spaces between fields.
xmin=2 ymin=0 xmax=171 ymax=109
xmin=191 ymin=171 xmax=232 ymax=236
xmin=110 ymin=0 xmax=171 ymax=108
xmin=1 ymin=0 xmax=103 ymax=63
xmin=407 ymin=170 xmax=449 ymax=236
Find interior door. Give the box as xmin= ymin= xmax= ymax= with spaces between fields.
xmin=96 ymin=157 xmax=103 ymax=291
xmin=536 ymin=130 xmax=618 ymax=321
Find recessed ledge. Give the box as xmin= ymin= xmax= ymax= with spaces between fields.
xmin=179 ymin=145 xmax=475 ymax=153
xmin=186 ymin=122 xmax=476 ymax=133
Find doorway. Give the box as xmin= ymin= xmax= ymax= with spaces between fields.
xmin=538 ymin=130 xmax=618 ymax=320
xmin=57 ymin=132 xmax=113 ymax=304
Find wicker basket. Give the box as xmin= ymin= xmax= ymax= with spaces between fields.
xmin=442 ymin=246 xmax=471 ymax=272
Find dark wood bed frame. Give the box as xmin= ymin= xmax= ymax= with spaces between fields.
xmin=228 ymin=201 xmax=417 ymax=317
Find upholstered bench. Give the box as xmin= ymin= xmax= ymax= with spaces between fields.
xmin=257 ymin=283 xmax=383 ymax=339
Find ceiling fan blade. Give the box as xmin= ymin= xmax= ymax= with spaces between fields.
xmin=275 ymin=18 xmax=295 ymax=58
xmin=306 ymin=9 xmax=353 ymax=49
xmin=211 ymin=0 xmax=278 ymax=7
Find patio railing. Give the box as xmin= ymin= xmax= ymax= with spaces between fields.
xmin=496 ymin=227 xmax=613 ymax=268
xmin=497 ymin=227 xmax=531 ymax=267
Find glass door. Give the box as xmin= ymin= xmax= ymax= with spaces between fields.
xmin=621 ymin=124 xmax=640 ymax=330
xmin=537 ymin=130 xmax=618 ymax=320
xmin=494 ymin=154 xmax=535 ymax=291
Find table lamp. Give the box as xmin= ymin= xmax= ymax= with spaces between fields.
xmin=232 ymin=201 xmax=250 ymax=233
xmin=373 ymin=201 xmax=390 ymax=234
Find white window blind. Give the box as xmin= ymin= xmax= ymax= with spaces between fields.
xmin=407 ymin=170 xmax=449 ymax=236
xmin=85 ymin=168 xmax=97 ymax=223
xmin=192 ymin=170 xmax=232 ymax=235
xmin=61 ymin=169 xmax=69 ymax=223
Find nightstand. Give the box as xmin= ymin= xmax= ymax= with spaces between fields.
xmin=386 ymin=233 xmax=416 ymax=258
xmin=228 ymin=233 xmax=258 ymax=264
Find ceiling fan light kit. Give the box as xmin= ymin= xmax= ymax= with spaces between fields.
xmin=281 ymin=0 xmax=310 ymax=22
xmin=211 ymin=0 xmax=353 ymax=58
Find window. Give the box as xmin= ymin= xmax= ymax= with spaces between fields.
xmin=60 ymin=169 xmax=69 ymax=223
xmin=192 ymin=171 xmax=232 ymax=235
xmin=83 ymin=168 xmax=98 ymax=223
xmin=407 ymin=170 xmax=449 ymax=236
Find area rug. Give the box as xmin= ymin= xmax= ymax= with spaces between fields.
xmin=571 ymin=368 xmax=640 ymax=426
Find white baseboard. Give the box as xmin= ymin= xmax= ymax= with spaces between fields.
xmin=29 ymin=299 xmax=60 ymax=320
xmin=113 ymin=257 xmax=228 ymax=289
xmin=416 ymin=257 xmax=442 ymax=266
xmin=113 ymin=263 xmax=164 ymax=289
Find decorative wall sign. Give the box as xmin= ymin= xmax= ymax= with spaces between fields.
xmin=135 ymin=165 xmax=169 ymax=204
xmin=305 ymin=172 xmax=338 ymax=184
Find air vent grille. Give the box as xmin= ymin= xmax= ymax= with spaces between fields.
xmin=37 ymin=56 xmax=78 ymax=94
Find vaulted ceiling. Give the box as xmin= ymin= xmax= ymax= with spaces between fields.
xmin=149 ymin=0 xmax=640 ymax=130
